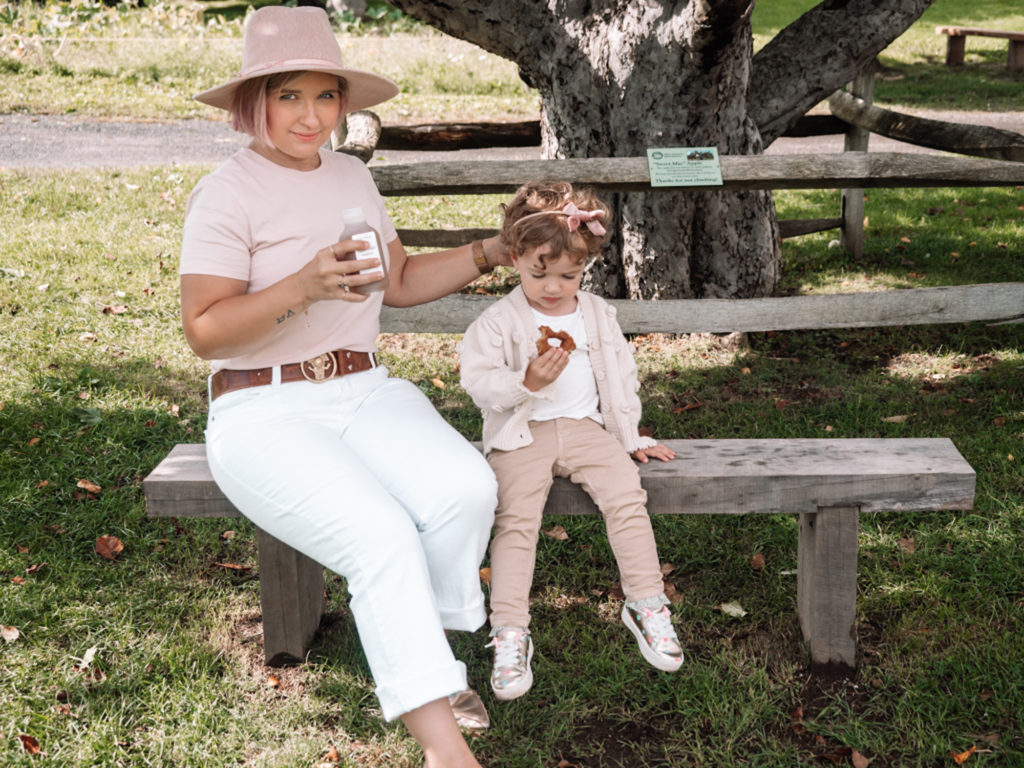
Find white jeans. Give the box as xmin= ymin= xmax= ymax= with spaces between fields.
xmin=205 ymin=365 xmax=496 ymax=721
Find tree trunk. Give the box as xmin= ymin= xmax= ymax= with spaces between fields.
xmin=530 ymin=0 xmax=780 ymax=300
xmin=386 ymin=0 xmax=934 ymax=300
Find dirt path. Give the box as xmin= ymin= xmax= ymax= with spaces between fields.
xmin=1 ymin=110 xmax=1021 ymax=169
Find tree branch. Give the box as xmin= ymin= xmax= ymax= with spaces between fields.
xmin=387 ymin=0 xmax=536 ymax=62
xmin=749 ymin=0 xmax=935 ymax=145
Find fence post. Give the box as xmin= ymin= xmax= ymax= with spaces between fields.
xmin=840 ymin=62 xmax=876 ymax=259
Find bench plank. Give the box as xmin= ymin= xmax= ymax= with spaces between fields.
xmin=145 ymin=439 xmax=975 ymax=519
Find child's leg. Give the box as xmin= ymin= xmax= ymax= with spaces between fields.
xmin=485 ymin=421 xmax=559 ymax=628
xmin=554 ymin=418 xmax=684 ymax=671
xmin=484 ymin=422 xmax=558 ymax=700
xmin=554 ymin=418 xmax=664 ymax=601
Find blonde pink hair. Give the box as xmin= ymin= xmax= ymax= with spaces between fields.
xmin=500 ymin=181 xmax=611 ymax=266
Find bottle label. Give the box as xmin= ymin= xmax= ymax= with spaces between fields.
xmin=352 ymin=231 xmax=383 ymax=276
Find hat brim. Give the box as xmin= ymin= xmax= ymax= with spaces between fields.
xmin=195 ymin=65 xmax=399 ymax=113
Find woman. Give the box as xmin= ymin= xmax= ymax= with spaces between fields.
xmin=179 ymin=7 xmax=504 ymax=767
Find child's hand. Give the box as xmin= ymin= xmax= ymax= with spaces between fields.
xmin=523 ymin=348 xmax=569 ymax=391
xmin=631 ymin=444 xmax=676 ymax=464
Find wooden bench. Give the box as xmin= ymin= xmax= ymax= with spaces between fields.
xmin=144 ymin=437 xmax=974 ymax=670
xmin=936 ymin=25 xmax=1024 ymax=71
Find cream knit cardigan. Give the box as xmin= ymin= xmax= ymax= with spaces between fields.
xmin=458 ymin=286 xmax=658 ymax=456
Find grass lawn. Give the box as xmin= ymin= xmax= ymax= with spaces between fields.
xmin=1 ymin=170 xmax=1021 ymax=766
xmin=2 ymin=0 xmax=1023 ymax=766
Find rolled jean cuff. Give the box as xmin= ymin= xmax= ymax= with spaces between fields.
xmin=439 ymin=597 xmax=487 ymax=632
xmin=377 ymin=660 xmax=468 ymax=722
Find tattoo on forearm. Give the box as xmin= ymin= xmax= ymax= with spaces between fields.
xmin=276 ymin=308 xmax=297 ymax=325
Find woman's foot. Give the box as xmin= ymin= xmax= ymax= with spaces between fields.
xmin=448 ymin=688 xmax=489 ymax=730
xmin=486 ymin=626 xmax=533 ymax=700
xmin=621 ymin=603 xmax=684 ymax=672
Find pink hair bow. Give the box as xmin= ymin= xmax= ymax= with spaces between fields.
xmin=562 ymin=203 xmax=607 ymax=236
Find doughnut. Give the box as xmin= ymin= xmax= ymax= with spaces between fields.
xmin=536 ymin=325 xmax=576 ymax=355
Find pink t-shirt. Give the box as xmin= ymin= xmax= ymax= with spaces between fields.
xmin=180 ymin=147 xmax=398 ymax=372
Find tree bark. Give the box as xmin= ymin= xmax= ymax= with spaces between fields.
xmin=749 ymin=0 xmax=935 ymax=145
xmin=387 ymin=0 xmax=933 ymax=299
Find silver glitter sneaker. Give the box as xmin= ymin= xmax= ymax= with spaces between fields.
xmin=621 ymin=603 xmax=684 ymax=672
xmin=486 ymin=626 xmax=534 ymax=701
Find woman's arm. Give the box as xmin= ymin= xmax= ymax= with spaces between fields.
xmin=180 ymin=240 xmax=381 ymax=360
xmin=383 ymin=235 xmax=507 ymax=308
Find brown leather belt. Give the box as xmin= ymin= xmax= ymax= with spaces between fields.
xmin=210 ymin=349 xmax=376 ymax=402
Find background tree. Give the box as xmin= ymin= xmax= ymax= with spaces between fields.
xmin=386 ymin=0 xmax=936 ymax=300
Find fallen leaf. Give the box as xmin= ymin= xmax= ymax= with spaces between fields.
xmin=11 ymin=576 xmax=26 ymax=585
xmin=214 ymin=562 xmax=251 ymax=572
xmin=19 ymin=734 xmax=41 ymax=754
xmin=325 ymin=744 xmax=339 ymax=762
xmin=75 ymin=645 xmax=98 ymax=670
xmin=952 ymin=745 xmax=977 ymax=764
xmin=77 ymin=479 xmax=102 ymax=494
xmin=95 ymin=534 xmax=124 ymax=560
xmin=556 ymin=760 xmax=579 ymax=767
xmin=28 ymin=436 xmax=41 ymax=447
xmin=852 ymin=748 xmax=871 ymax=768
xmin=663 ymin=581 xmax=683 ymax=604
xmin=36 ymin=480 xmax=49 ymax=488
xmin=479 ymin=567 xmax=491 ymax=585
xmin=881 ymin=414 xmax=910 ymax=423
xmin=660 ymin=562 xmax=676 ymax=576
xmin=716 ymin=601 xmax=747 ymax=618
xmin=430 ymin=377 xmax=446 ymax=389
xmin=898 ymin=537 xmax=915 ymax=554
xmin=2 ymin=625 xmax=20 ymax=642
xmin=267 ymin=675 xmax=280 ymax=688
xmin=102 ymin=304 xmax=129 ymax=315
xmin=673 ymin=401 xmax=701 ymax=413
xmin=26 ymin=562 xmax=45 ymax=574
xmin=220 ymin=530 xmax=236 ymax=540
xmin=750 ymin=553 xmax=766 ymax=571
xmin=542 ymin=525 xmax=569 ymax=541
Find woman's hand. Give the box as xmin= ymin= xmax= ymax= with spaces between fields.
xmin=296 ymin=238 xmax=383 ymax=303
xmin=631 ymin=444 xmax=676 ymax=464
xmin=523 ymin=348 xmax=569 ymax=391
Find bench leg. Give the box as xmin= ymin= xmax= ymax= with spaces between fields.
xmin=797 ymin=505 xmax=858 ymax=669
xmin=255 ymin=527 xmax=325 ymax=666
xmin=945 ymin=34 xmax=966 ymax=66
xmin=1009 ymin=40 xmax=1024 ymax=71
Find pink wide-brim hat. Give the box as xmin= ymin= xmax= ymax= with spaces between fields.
xmin=194 ymin=5 xmax=399 ymax=113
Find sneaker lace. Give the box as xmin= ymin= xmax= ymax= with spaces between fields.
xmin=489 ymin=630 xmax=526 ymax=669
xmin=640 ymin=607 xmax=676 ymax=645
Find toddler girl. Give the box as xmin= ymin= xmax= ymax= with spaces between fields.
xmin=459 ymin=181 xmax=683 ymax=701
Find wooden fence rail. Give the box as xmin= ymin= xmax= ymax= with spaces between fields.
xmin=380 ymin=284 xmax=1024 ymax=334
xmin=370 ymin=151 xmax=1023 ymax=333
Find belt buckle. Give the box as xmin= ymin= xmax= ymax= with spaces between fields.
xmin=300 ymin=351 xmax=338 ymax=383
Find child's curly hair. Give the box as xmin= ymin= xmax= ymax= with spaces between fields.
xmin=499 ymin=181 xmax=610 ymax=266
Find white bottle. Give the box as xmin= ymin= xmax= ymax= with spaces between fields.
xmin=337 ymin=206 xmax=388 ymax=294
